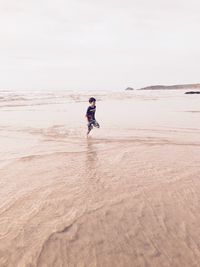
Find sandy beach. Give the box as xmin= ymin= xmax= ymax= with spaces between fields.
xmin=0 ymin=89 xmax=200 ymax=267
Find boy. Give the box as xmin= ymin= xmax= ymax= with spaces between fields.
xmin=86 ymin=97 xmax=100 ymax=135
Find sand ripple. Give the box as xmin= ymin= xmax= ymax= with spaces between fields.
xmin=0 ymin=140 xmax=200 ymax=266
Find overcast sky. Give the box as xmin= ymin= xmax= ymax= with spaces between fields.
xmin=0 ymin=0 xmax=200 ymax=90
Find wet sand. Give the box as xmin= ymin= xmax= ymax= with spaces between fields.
xmin=0 ymin=90 xmax=200 ymax=266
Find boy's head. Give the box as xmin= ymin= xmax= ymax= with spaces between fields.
xmin=89 ymin=97 xmax=96 ymax=106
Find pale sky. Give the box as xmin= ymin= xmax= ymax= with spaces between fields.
xmin=0 ymin=0 xmax=200 ymax=90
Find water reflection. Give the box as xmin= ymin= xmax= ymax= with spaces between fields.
xmin=86 ymin=138 xmax=98 ymax=177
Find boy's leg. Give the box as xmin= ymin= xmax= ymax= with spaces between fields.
xmin=87 ymin=121 xmax=93 ymax=135
xmin=93 ymin=120 xmax=100 ymax=128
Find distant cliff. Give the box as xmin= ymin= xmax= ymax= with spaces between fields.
xmin=139 ymin=84 xmax=200 ymax=90
xmin=125 ymin=87 xmax=134 ymax=90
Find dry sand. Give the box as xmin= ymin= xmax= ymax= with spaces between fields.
xmin=0 ymin=89 xmax=200 ymax=267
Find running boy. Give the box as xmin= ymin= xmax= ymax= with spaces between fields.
xmin=86 ymin=97 xmax=100 ymax=135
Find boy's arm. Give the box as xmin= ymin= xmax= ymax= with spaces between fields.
xmin=85 ymin=109 xmax=88 ymax=117
xmin=86 ymin=107 xmax=90 ymax=120
xmin=86 ymin=107 xmax=93 ymax=121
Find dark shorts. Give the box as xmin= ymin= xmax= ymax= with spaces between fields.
xmin=87 ymin=119 xmax=100 ymax=130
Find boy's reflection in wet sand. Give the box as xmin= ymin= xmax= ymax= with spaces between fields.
xmin=85 ymin=137 xmax=106 ymax=207
xmin=86 ymin=137 xmax=99 ymax=179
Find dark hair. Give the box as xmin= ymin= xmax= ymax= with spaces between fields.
xmin=89 ymin=97 xmax=96 ymax=103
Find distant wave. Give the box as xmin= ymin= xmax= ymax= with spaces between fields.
xmin=0 ymin=90 xmax=139 ymax=109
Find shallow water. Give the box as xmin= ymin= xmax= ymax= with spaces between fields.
xmin=0 ymin=90 xmax=200 ymax=266
xmin=0 ymin=89 xmax=199 ymax=161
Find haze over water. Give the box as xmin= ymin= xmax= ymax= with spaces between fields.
xmin=1 ymin=0 xmax=200 ymax=90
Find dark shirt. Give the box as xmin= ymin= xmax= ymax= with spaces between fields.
xmin=86 ymin=105 xmax=96 ymax=121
